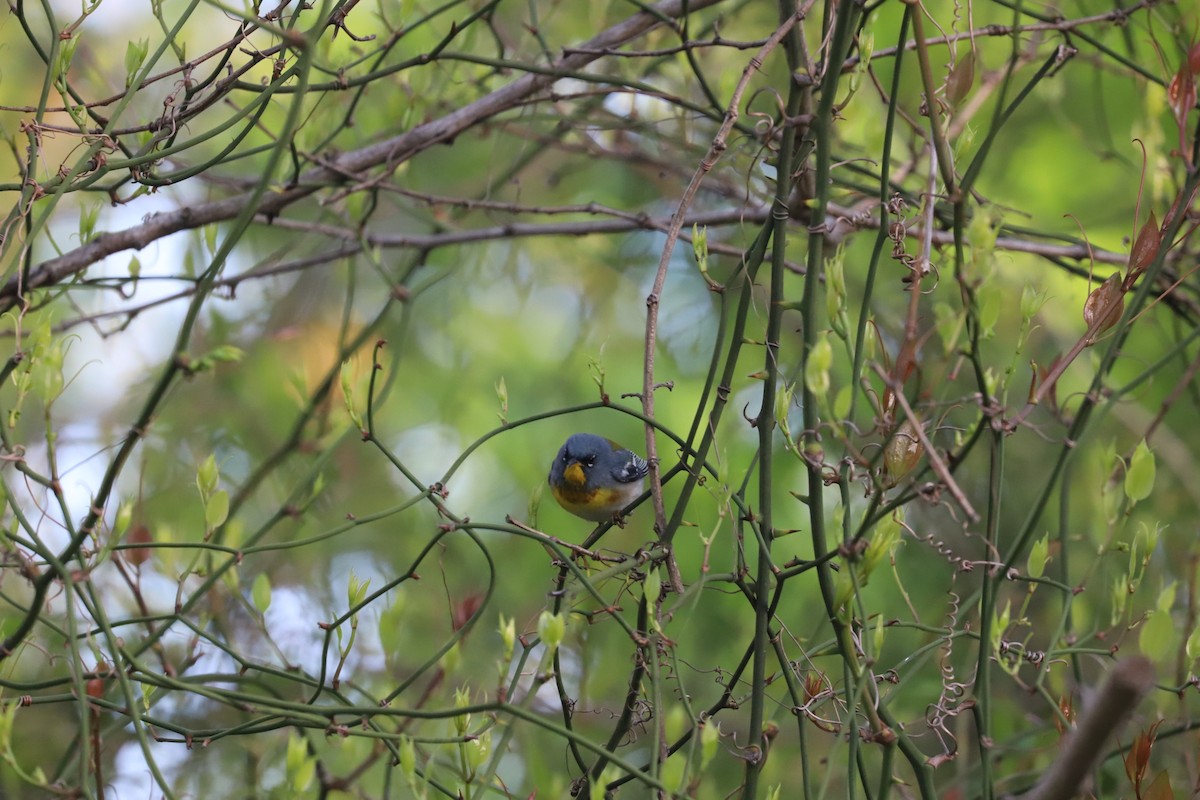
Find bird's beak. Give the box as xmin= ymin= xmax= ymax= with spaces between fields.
xmin=564 ymin=462 xmax=587 ymax=487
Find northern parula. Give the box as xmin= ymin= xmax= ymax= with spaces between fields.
xmin=548 ymin=433 xmax=649 ymax=523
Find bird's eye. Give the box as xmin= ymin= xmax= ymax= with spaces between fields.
xmin=560 ymin=453 xmax=569 ymax=463
xmin=583 ymin=455 xmax=596 ymax=468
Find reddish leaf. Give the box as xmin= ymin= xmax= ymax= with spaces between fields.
xmin=893 ymin=338 xmax=918 ymax=385
xmin=124 ymin=523 xmax=153 ymax=566
xmin=1124 ymin=737 xmax=1145 ymax=786
xmin=1167 ymin=62 xmax=1196 ymax=136
xmin=1037 ymin=354 xmax=1063 ymax=414
xmin=451 ymin=592 xmax=484 ymax=631
xmin=884 ymin=417 xmax=924 ymax=482
xmin=1053 ymin=692 xmax=1075 ymax=734
xmin=1083 ymin=273 xmax=1125 ymax=341
xmin=1144 ymin=770 xmax=1175 ymax=800
xmin=804 ymin=671 xmax=826 ymax=702
xmin=1127 ymin=211 xmax=1161 ymax=280
xmin=883 ymin=339 xmax=920 ymax=416
xmin=1125 ymin=720 xmax=1162 ymax=789
xmin=947 ymin=51 xmax=976 ymax=107
xmin=1189 ymin=41 xmax=1200 ymax=75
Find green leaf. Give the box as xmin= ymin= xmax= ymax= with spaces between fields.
xmin=665 ymin=703 xmax=688 ymax=741
xmin=537 ymin=610 xmax=565 ymax=652
xmin=197 ymin=454 xmax=219 ymax=499
xmin=378 ymin=594 xmax=406 ymax=657
xmin=1156 ymin=581 xmax=1176 ymax=613
xmin=1027 ymin=535 xmax=1049 ymax=579
xmin=124 ymin=39 xmax=149 ymax=87
xmin=79 ymin=202 xmax=100 ymax=243
xmin=251 ymin=572 xmax=271 ymax=613
xmin=499 ymin=614 xmax=515 ymax=660
xmin=833 ymin=385 xmax=852 ymax=420
xmin=1020 ymin=285 xmax=1048 ymax=319
xmin=1125 ymin=439 xmax=1156 ymax=504
xmin=991 ymin=600 xmax=1011 ymax=653
xmin=700 ymin=720 xmax=720 ymax=769
xmin=54 ymin=36 xmax=79 ymax=84
xmin=286 ymin=733 xmax=314 ymax=791
xmin=465 ymin=730 xmax=491 ymax=771
xmin=494 ymin=376 xmax=508 ymax=423
xmin=644 ymin=569 xmax=661 ymax=608
xmin=207 ymin=345 xmax=244 ymax=363
xmin=934 ymin=302 xmax=963 ymax=355
xmin=833 ymin=569 xmax=855 ymax=620
xmin=347 ymin=570 xmax=370 ymax=608
xmin=205 ymin=490 xmax=229 ymax=529
xmin=527 ymin=482 xmax=542 ymax=529
xmin=292 ymin=755 xmax=315 ymax=793
xmin=976 ymin=283 xmax=1002 ymax=339
xmin=0 ymin=703 xmax=15 ymax=747
xmin=114 ymin=501 xmax=133 ymax=539
xmin=340 ymin=360 xmax=363 ymax=430
xmin=691 ymin=223 xmax=709 ymax=277
xmin=399 ymin=735 xmax=416 ymax=782
xmin=1187 ymin=625 xmax=1200 ymax=662
xmin=223 ymin=519 xmax=244 ymax=550
xmin=1139 ymin=609 xmax=1174 ymax=663
xmin=863 ymin=513 xmax=901 ymax=577
xmin=661 ymin=755 xmax=685 ymax=794
xmin=872 ymin=613 xmax=886 ymax=655
xmin=439 ymin=640 xmax=461 ymax=674
xmin=590 ymin=767 xmax=620 ymax=800
xmin=203 ymin=223 xmax=218 ymax=255
xmin=453 ymin=686 xmax=472 ymax=735
xmin=825 ymin=251 xmax=846 ymax=327
xmin=1111 ymin=575 xmax=1128 ymax=626
xmin=804 ymin=337 xmax=832 ymax=396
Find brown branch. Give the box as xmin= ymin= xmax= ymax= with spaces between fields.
xmin=1 ymin=0 xmax=728 ymax=314
xmin=821 ymin=200 xmax=1145 ymax=266
xmin=1020 ymin=657 xmax=1155 ymax=800
xmin=35 ymin=208 xmax=786 ymax=336
xmin=261 ymin=207 xmax=772 ymax=252
xmin=872 ymin=362 xmax=980 ymax=522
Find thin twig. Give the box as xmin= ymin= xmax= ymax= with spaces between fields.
xmin=640 ymin=10 xmax=802 ymax=565
xmin=872 ymin=362 xmax=980 ymax=522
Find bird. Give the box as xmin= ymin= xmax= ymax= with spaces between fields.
xmin=548 ymin=433 xmax=649 ymax=524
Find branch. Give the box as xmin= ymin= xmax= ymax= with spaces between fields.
xmin=641 ymin=9 xmax=800 ymax=557
xmin=1019 ymin=656 xmax=1155 ymax=800
xmin=1 ymin=0 xmax=727 ymax=313
xmin=872 ymin=362 xmax=980 ymax=522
